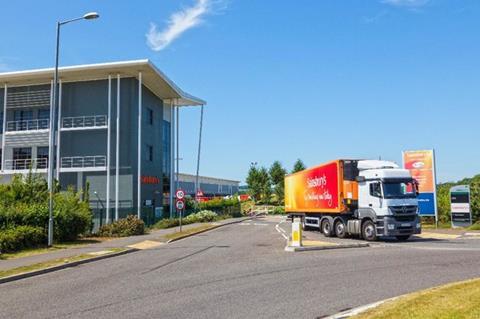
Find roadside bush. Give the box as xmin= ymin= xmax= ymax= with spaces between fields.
xmin=271 ymin=206 xmax=285 ymax=215
xmin=153 ymin=218 xmax=180 ymax=229
xmin=53 ymin=190 xmax=93 ymax=241
xmin=97 ymin=215 xmax=145 ymax=237
xmin=184 ymin=210 xmax=218 ymax=224
xmin=469 ymin=222 xmax=480 ymax=231
xmin=199 ymin=198 xmax=242 ymax=217
xmin=153 ymin=210 xmax=219 ymax=229
xmin=0 ymin=225 xmax=46 ymax=253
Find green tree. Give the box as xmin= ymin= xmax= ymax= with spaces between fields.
xmin=292 ymin=159 xmax=306 ymax=173
xmin=258 ymin=167 xmax=272 ymax=204
xmin=269 ymin=161 xmax=287 ymax=204
xmin=246 ymin=165 xmax=262 ymax=202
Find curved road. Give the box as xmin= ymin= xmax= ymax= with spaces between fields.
xmin=1 ymin=216 xmax=480 ymax=319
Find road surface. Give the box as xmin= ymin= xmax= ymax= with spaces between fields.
xmin=1 ymin=216 xmax=480 ymax=319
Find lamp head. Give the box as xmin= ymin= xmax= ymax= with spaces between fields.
xmin=83 ymin=12 xmax=99 ymax=20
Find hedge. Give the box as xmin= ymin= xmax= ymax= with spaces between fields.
xmin=0 ymin=225 xmax=46 ymax=253
xmin=97 ymin=215 xmax=145 ymax=237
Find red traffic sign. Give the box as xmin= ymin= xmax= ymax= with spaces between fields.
xmin=176 ymin=189 xmax=185 ymax=200
xmin=175 ymin=199 xmax=185 ymax=211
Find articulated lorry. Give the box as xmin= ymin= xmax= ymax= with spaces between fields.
xmin=285 ymin=159 xmax=421 ymax=241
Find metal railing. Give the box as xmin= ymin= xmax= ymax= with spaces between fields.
xmin=4 ymin=158 xmax=48 ymax=170
xmin=62 ymin=115 xmax=107 ymax=129
xmin=6 ymin=119 xmax=49 ymax=132
xmin=61 ymin=155 xmax=106 ymax=169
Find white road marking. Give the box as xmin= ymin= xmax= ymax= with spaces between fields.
xmin=253 ymin=223 xmax=268 ymax=226
xmin=275 ymin=219 xmax=289 ymax=240
xmin=240 ymin=222 xmax=251 ymax=226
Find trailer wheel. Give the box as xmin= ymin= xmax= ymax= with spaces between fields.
xmin=396 ymin=235 xmax=410 ymax=241
xmin=362 ymin=220 xmax=377 ymax=241
xmin=334 ymin=219 xmax=347 ymax=239
xmin=321 ymin=219 xmax=334 ymax=237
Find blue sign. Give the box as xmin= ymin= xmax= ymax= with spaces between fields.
xmin=417 ymin=192 xmax=435 ymax=216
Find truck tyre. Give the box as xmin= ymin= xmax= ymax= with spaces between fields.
xmin=334 ymin=220 xmax=347 ymax=239
xmin=396 ymin=235 xmax=410 ymax=241
xmin=321 ymin=219 xmax=334 ymax=237
xmin=362 ymin=220 xmax=377 ymax=241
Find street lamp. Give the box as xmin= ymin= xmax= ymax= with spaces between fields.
xmin=47 ymin=12 xmax=100 ymax=246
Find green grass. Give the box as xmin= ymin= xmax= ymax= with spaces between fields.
xmin=0 ymin=248 xmax=125 ymax=279
xmin=0 ymin=239 xmax=102 ymax=260
xmin=162 ymin=224 xmax=216 ymax=241
xmin=421 ymin=222 xmax=453 ymax=229
xmin=353 ymin=278 xmax=480 ymax=319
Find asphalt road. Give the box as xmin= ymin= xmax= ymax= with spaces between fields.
xmin=1 ymin=217 xmax=480 ymax=319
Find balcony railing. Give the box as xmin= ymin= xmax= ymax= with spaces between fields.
xmin=4 ymin=158 xmax=48 ymax=170
xmin=6 ymin=119 xmax=49 ymax=132
xmin=62 ymin=115 xmax=107 ymax=129
xmin=61 ymin=156 xmax=106 ymax=169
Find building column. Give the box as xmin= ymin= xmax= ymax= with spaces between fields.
xmin=106 ymin=75 xmax=112 ymax=224
xmin=115 ymin=74 xmax=120 ymax=221
xmin=137 ymin=72 xmax=142 ymax=219
xmin=1 ymin=84 xmax=7 ymax=171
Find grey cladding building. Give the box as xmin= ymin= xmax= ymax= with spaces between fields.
xmin=0 ymin=60 xmax=205 ymax=226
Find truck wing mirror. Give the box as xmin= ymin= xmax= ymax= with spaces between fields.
xmin=356 ymin=176 xmax=366 ymax=182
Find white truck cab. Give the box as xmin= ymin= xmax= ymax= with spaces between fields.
xmin=355 ymin=160 xmax=421 ymax=240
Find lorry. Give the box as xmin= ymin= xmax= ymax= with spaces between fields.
xmin=284 ymin=159 xmax=421 ymax=241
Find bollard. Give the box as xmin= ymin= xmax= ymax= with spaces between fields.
xmin=291 ymin=217 xmax=302 ymax=247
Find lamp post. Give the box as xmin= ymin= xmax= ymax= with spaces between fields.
xmin=47 ymin=12 xmax=99 ymax=246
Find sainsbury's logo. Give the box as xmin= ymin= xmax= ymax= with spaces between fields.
xmin=412 ymin=161 xmax=425 ymax=169
xmin=307 ymin=175 xmax=327 ymax=188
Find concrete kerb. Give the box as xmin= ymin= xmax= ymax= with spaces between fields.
xmin=285 ymin=242 xmax=369 ymax=252
xmin=0 ymin=248 xmax=138 ymax=285
xmin=323 ymin=297 xmax=399 ymax=319
xmin=166 ymin=216 xmax=254 ymax=243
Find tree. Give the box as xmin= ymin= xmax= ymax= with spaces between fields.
xmin=258 ymin=167 xmax=272 ymax=204
xmin=292 ymin=159 xmax=306 ymax=173
xmin=246 ymin=165 xmax=262 ymax=202
xmin=269 ymin=161 xmax=287 ymax=204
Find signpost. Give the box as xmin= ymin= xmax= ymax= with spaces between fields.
xmin=402 ymin=150 xmax=438 ymax=225
xmin=450 ymin=185 xmax=472 ymax=228
xmin=175 ymin=189 xmax=185 ymax=232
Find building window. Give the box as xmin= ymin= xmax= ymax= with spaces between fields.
xmin=13 ymin=147 xmax=32 ymax=170
xmin=37 ymin=146 xmax=49 ymax=169
xmin=147 ymin=145 xmax=153 ymax=162
xmin=147 ymin=108 xmax=154 ymax=125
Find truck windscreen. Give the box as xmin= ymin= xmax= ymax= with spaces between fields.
xmin=382 ymin=181 xmax=417 ymax=199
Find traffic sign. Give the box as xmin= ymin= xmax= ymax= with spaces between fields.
xmin=176 ymin=189 xmax=185 ymax=200
xmin=175 ymin=199 xmax=185 ymax=211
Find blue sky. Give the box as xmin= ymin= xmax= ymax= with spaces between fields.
xmin=0 ymin=0 xmax=479 ymax=183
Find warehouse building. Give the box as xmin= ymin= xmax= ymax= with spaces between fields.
xmin=178 ymin=173 xmax=240 ymax=197
xmin=0 ymin=60 xmax=205 ymax=227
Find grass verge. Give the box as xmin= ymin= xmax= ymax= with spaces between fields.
xmin=0 ymin=248 xmax=125 ymax=279
xmin=0 ymin=239 xmax=103 ymax=260
xmin=353 ymin=278 xmax=480 ymax=319
xmin=162 ymin=224 xmax=217 ymax=241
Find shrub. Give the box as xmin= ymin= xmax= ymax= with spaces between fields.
xmin=469 ymin=222 xmax=480 ymax=231
xmin=199 ymin=198 xmax=242 ymax=217
xmin=53 ymin=190 xmax=93 ymax=241
xmin=271 ymin=206 xmax=285 ymax=215
xmin=152 ymin=218 xmax=180 ymax=229
xmin=0 ymin=225 xmax=46 ymax=253
xmin=97 ymin=215 xmax=145 ymax=237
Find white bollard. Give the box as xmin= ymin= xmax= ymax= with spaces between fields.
xmin=291 ymin=217 xmax=302 ymax=247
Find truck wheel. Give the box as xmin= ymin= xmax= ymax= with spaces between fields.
xmin=321 ymin=219 xmax=334 ymax=237
xmin=334 ymin=220 xmax=347 ymax=238
xmin=362 ymin=220 xmax=377 ymax=241
xmin=396 ymin=235 xmax=410 ymax=241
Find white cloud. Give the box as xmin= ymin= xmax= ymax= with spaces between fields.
xmin=146 ymin=0 xmax=222 ymax=52
xmin=382 ymin=0 xmax=429 ymax=7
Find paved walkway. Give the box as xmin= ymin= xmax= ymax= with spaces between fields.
xmin=0 ymin=217 xmax=249 ymax=271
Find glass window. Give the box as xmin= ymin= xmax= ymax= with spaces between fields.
xmin=369 ymin=182 xmax=382 ymax=198
xmin=13 ymin=147 xmax=32 ymax=170
xmin=147 ymin=145 xmax=153 ymax=162
xmin=37 ymin=147 xmax=49 ymax=169
xmin=383 ymin=181 xmax=417 ymax=199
